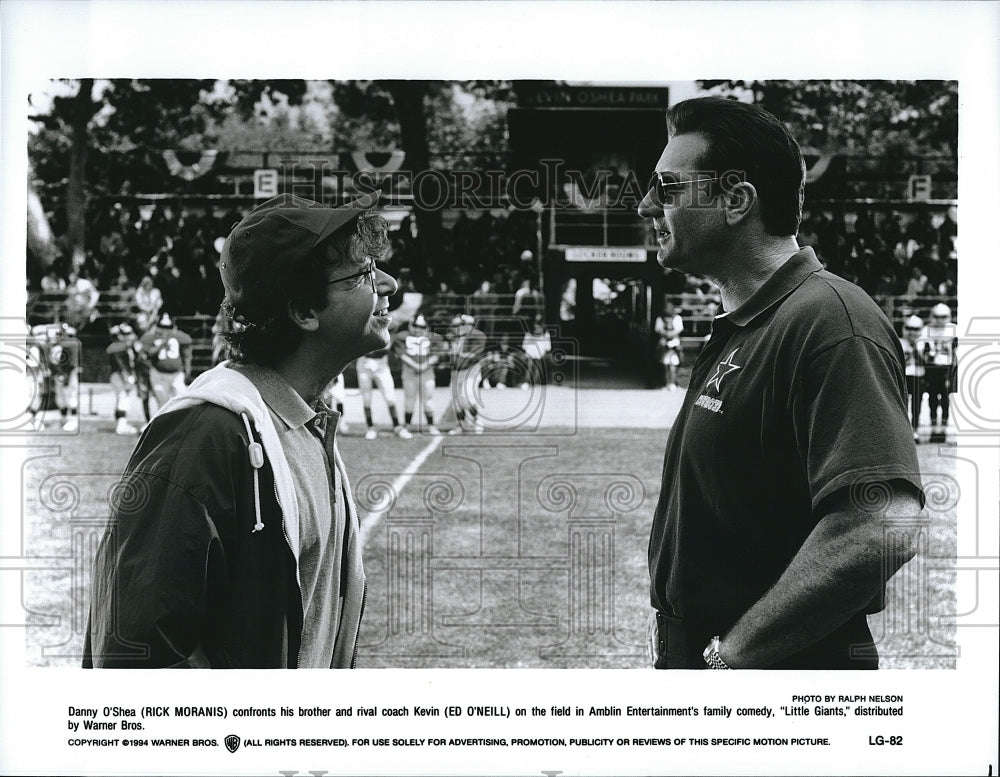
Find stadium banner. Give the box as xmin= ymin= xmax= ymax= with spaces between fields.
xmin=565 ymin=247 xmax=647 ymax=263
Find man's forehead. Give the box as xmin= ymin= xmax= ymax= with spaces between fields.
xmin=655 ymin=132 xmax=711 ymax=173
xmin=325 ymin=237 xmax=370 ymax=273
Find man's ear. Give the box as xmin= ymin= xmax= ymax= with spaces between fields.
xmin=287 ymin=299 xmax=320 ymax=332
xmin=724 ymin=181 xmax=757 ymax=227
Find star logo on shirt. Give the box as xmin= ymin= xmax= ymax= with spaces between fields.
xmin=706 ymin=348 xmax=742 ymax=393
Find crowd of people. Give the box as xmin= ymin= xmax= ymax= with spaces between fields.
xmin=32 ymin=193 xmax=956 ymax=316
xmin=660 ymin=206 xmax=956 ymax=302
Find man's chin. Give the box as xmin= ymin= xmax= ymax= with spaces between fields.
xmin=656 ymin=247 xmax=678 ymax=269
xmin=364 ymin=327 xmax=391 ymax=350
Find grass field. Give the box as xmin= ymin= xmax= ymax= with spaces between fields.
xmin=16 ymin=386 xmax=958 ymax=669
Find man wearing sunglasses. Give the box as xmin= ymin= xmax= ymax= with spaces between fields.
xmin=638 ymin=97 xmax=923 ymax=670
xmin=85 ymin=191 xmax=396 ymax=668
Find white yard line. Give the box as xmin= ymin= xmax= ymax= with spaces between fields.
xmin=358 ymin=434 xmax=443 ymax=548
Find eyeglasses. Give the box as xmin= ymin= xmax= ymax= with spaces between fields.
xmin=649 ymin=172 xmax=724 ymax=207
xmin=328 ymin=260 xmax=377 ymax=293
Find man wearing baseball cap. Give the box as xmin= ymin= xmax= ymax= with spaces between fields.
xmin=85 ymin=191 xmax=396 ymax=668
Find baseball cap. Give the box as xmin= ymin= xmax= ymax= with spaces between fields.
xmin=904 ymin=315 xmax=924 ymax=330
xmin=930 ymin=303 xmax=950 ymax=318
xmin=411 ymin=314 xmax=428 ymax=329
xmin=220 ymin=189 xmax=382 ymax=314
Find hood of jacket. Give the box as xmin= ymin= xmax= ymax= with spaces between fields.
xmin=156 ymin=361 xmax=301 ymax=560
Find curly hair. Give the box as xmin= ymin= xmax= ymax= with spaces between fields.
xmin=220 ymin=212 xmax=390 ymax=365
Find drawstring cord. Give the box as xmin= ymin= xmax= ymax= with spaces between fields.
xmin=241 ymin=412 xmax=265 ymax=532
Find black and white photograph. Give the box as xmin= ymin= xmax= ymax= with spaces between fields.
xmin=1 ymin=2 xmax=997 ymax=776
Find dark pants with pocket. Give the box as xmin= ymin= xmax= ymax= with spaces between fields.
xmin=648 ymin=610 xmax=879 ymax=670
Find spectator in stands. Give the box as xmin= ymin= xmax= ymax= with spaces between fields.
xmin=40 ymin=269 xmax=66 ymax=292
xmin=62 ymin=270 xmax=101 ymax=331
xmin=905 ymin=266 xmax=929 ymax=299
xmin=133 ymin=275 xmax=163 ymax=332
xmin=471 ymin=279 xmax=497 ymax=334
xmin=797 ymin=215 xmax=820 ymax=254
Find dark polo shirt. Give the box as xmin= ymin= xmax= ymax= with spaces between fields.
xmin=648 ymin=247 xmax=923 ymax=668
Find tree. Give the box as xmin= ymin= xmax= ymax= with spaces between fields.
xmin=699 ymin=80 xmax=958 ymax=199
xmin=29 ymin=78 xmax=225 ymax=268
xmin=699 ymin=80 xmax=957 ymax=159
xmin=327 ymin=80 xmax=514 ymax=271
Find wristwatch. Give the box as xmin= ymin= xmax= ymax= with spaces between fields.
xmin=703 ymin=636 xmax=732 ymax=669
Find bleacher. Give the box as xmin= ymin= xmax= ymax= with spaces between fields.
xmin=25 ymin=286 xmax=958 ymax=383
xmin=27 ymin=289 xmax=140 ymax=329
xmin=667 ymin=292 xmax=958 ymax=357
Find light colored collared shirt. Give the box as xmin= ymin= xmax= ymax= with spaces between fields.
xmin=231 ymin=363 xmax=346 ymax=668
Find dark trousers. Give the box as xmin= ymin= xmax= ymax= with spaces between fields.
xmin=650 ymin=610 xmax=879 ymax=670
xmin=924 ymin=367 xmax=951 ymax=424
xmin=906 ymin=375 xmax=924 ymax=429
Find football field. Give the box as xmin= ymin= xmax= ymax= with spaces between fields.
xmin=17 ymin=383 xmax=958 ymax=669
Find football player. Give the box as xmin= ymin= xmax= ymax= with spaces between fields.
xmin=107 ymin=323 xmax=141 ymax=434
xmin=30 ymin=323 xmax=81 ymax=431
xmin=355 ymin=348 xmax=412 ymax=440
xmin=918 ymin=302 xmax=957 ymax=441
xmin=392 ymin=314 xmax=443 ymax=434
xmin=139 ymin=312 xmax=192 ymax=411
xmin=899 ymin=315 xmax=926 ymax=442
xmin=445 ymin=314 xmax=487 ymax=434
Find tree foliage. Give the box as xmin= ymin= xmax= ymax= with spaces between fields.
xmin=700 ymin=80 xmax=958 ymax=160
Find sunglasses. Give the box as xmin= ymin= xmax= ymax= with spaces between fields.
xmin=648 ymin=172 xmax=724 ymax=207
xmin=328 ymin=259 xmax=377 ymax=293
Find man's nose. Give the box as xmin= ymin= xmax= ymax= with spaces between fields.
xmin=375 ymin=268 xmax=398 ymax=296
xmin=637 ymin=186 xmax=662 ymax=219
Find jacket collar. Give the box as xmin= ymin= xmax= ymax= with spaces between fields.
xmin=725 ymin=246 xmax=823 ymax=328
xmin=230 ymin=363 xmax=317 ymax=430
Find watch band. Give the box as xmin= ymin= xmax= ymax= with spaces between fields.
xmin=703 ymin=636 xmax=731 ymax=669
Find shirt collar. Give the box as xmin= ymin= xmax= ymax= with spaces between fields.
xmin=230 ymin=362 xmax=317 ymax=430
xmin=310 ymin=403 xmax=343 ymax=439
xmin=725 ymin=246 xmax=823 ymax=327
